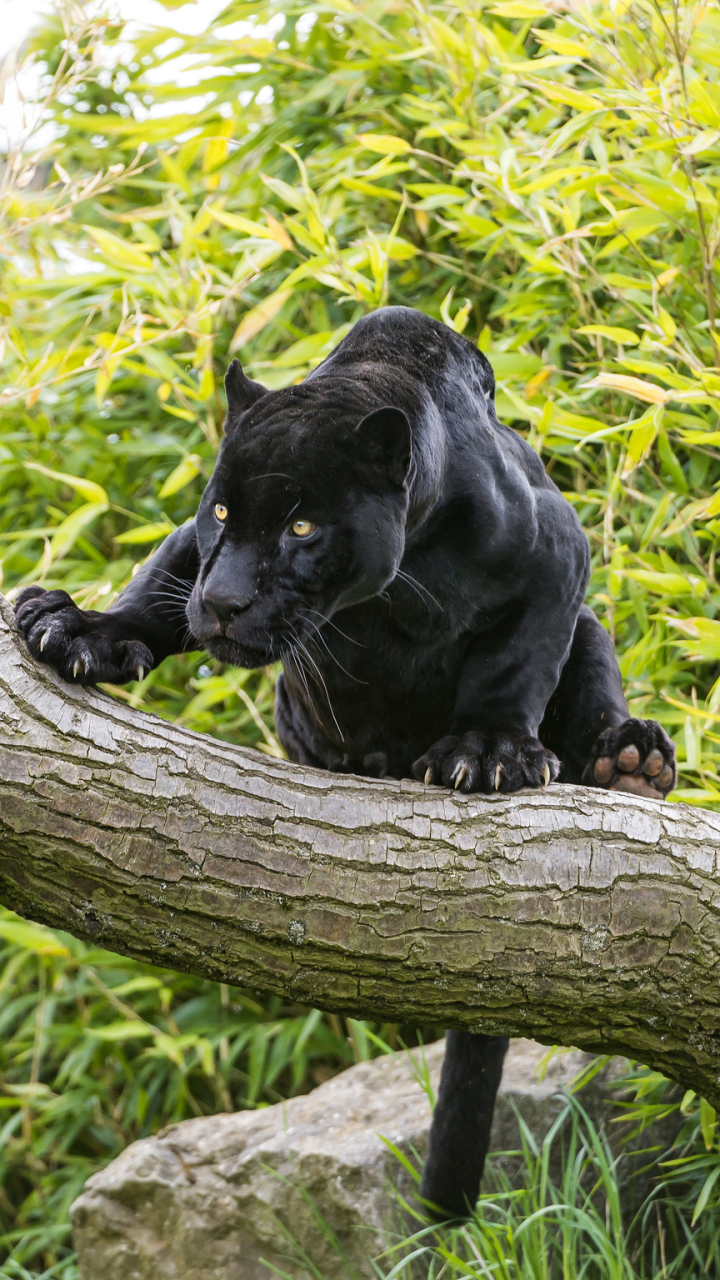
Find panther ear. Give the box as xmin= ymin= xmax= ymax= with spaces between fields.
xmin=224 ymin=359 xmax=266 ymax=420
xmin=355 ymin=407 xmax=412 ymax=487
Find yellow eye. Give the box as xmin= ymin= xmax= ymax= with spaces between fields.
xmin=214 ymin=504 xmax=228 ymax=522
xmin=291 ymin=519 xmax=317 ymax=538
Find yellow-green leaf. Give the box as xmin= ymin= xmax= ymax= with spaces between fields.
xmin=259 ymin=172 xmax=306 ymax=211
xmin=114 ymin=521 xmax=175 ymax=545
xmin=207 ymin=205 xmax=280 ymax=240
xmin=0 ymin=920 xmax=70 ymax=956
xmin=658 ymin=306 xmax=677 ymax=341
xmin=230 ymin=288 xmax=293 ymax=352
xmin=356 ymin=133 xmax=412 ymax=155
xmin=623 ymin=413 xmax=659 ymax=471
xmin=340 ymin=177 xmax=403 ymax=202
xmin=707 ymin=489 xmax=720 ymax=517
xmin=84 ymin=226 xmax=154 ymax=271
xmin=49 ymin=502 xmax=109 ymax=560
xmin=584 ymin=373 xmax=668 ymax=404
xmin=24 ymin=463 xmax=108 ymax=505
xmin=623 ymin=569 xmax=703 ymax=595
xmin=532 ymin=31 xmax=590 ymax=57
xmin=667 ymin=617 xmax=720 ymax=660
xmin=681 ymin=129 xmax=720 ymax=157
xmin=161 ymin=404 xmax=197 ymax=422
xmin=95 ymin=353 xmax=122 ymax=407
xmin=531 ymin=81 xmax=603 ymax=112
xmin=158 ymin=455 xmax=203 ymax=499
xmin=109 ymin=976 xmax=163 ymax=997
xmin=577 ymin=325 xmax=639 ymax=345
xmin=489 ymin=1 xmax=547 ymax=15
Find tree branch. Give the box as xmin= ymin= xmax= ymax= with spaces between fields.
xmin=1 ymin=594 xmax=719 ymax=1100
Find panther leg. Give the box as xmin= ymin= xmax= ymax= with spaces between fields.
xmin=540 ymin=605 xmax=676 ymax=797
xmin=419 ymin=1031 xmax=508 ymax=1220
xmin=540 ymin=605 xmax=629 ymax=781
xmin=14 ymin=522 xmax=200 ymax=686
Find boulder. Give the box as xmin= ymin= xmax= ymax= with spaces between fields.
xmin=70 ymin=1039 xmax=675 ymax=1280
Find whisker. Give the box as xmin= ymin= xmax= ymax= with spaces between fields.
xmin=298 ymin=612 xmax=367 ymax=685
xmin=282 ymin=643 xmax=316 ymax=719
xmin=393 ymin=568 xmax=442 ymax=612
xmin=294 ymin=635 xmax=344 ymax=742
xmin=152 ymin=570 xmax=196 ymax=590
xmin=303 ymin=607 xmax=364 ymax=647
xmin=141 ymin=584 xmax=194 ymax=622
xmin=285 ymin=621 xmax=344 ymax=742
xmin=147 ymin=590 xmax=192 ymax=608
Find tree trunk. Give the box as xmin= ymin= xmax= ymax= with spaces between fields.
xmin=1 ymin=594 xmax=719 ymax=1101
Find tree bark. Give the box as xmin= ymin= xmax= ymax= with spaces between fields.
xmin=1 ymin=595 xmax=719 ymax=1102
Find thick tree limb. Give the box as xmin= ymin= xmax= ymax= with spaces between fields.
xmin=1 ymin=595 xmax=719 ymax=1101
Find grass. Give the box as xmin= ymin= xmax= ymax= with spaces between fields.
xmin=266 ymin=1093 xmax=720 ymax=1279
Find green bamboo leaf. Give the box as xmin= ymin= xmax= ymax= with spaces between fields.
xmin=623 ymin=569 xmax=703 ymax=595
xmin=258 ymin=173 xmax=307 ymax=211
xmin=701 ymin=1097 xmax=717 ymax=1150
xmin=692 ymin=1162 xmax=720 ymax=1223
xmin=0 ymin=920 xmax=70 ymax=956
xmin=87 ymin=1022 xmax=156 ymax=1041
xmin=109 ymin=977 xmax=163 ymax=997
xmin=83 ymin=227 xmax=154 ymax=272
xmin=577 ymin=325 xmax=639 ymax=345
xmin=230 ymin=288 xmax=294 ymax=352
xmin=24 ymin=463 xmax=108 ymax=506
xmin=49 ymin=502 xmax=109 ymax=559
xmin=158 ymin=455 xmax=203 ymax=499
xmin=530 ymin=80 xmax=603 ymax=111
xmin=114 ymin=521 xmax=175 ymax=545
xmin=207 ymin=205 xmax=280 ymax=240
xmin=489 ymin=0 xmax=547 ymax=13
xmin=356 ymin=133 xmax=412 ymax=155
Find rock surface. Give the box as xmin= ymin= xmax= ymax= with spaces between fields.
xmin=70 ymin=1039 xmax=672 ymax=1280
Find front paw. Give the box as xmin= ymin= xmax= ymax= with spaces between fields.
xmin=412 ymin=731 xmax=559 ymax=794
xmin=582 ymin=718 xmax=676 ymax=799
xmin=14 ymin=586 xmax=152 ymax=686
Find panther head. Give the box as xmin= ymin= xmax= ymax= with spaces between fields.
xmin=185 ymin=360 xmax=412 ymax=668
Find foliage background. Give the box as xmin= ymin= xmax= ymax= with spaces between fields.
xmin=2 ymin=0 xmax=720 ymax=1274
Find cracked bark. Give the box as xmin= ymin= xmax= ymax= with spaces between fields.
xmin=1 ymin=595 xmax=719 ymax=1103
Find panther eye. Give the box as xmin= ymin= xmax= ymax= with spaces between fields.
xmin=214 ymin=504 xmax=228 ymax=522
xmin=291 ymin=519 xmax=317 ymax=538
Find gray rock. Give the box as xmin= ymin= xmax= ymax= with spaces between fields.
xmin=70 ymin=1039 xmax=674 ymax=1280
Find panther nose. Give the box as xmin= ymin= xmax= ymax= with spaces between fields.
xmin=203 ymin=590 xmax=253 ymax=626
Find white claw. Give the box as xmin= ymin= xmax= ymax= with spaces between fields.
xmin=543 ymin=763 xmax=551 ymax=786
xmin=39 ymin=629 xmax=49 ymax=653
xmin=454 ymin=764 xmax=468 ymax=790
xmin=135 ymin=665 xmax=145 ymax=682
xmin=494 ymin=764 xmax=504 ymax=791
xmin=424 ymin=767 xmax=433 ymax=786
xmin=72 ymin=659 xmax=82 ymax=679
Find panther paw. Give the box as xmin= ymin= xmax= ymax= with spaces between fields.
xmin=413 ymin=730 xmax=559 ymax=795
xmin=14 ymin=586 xmax=152 ymax=686
xmin=583 ymin=718 xmax=676 ymax=799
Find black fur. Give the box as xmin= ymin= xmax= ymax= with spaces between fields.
xmin=422 ymin=1033 xmax=509 ymax=1219
xmin=15 ymin=306 xmax=676 ymax=1218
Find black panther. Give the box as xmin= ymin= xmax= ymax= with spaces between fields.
xmin=14 ymin=306 xmax=676 ymax=1219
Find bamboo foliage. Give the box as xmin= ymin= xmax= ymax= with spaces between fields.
xmin=3 ymin=0 xmax=720 ymax=797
